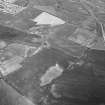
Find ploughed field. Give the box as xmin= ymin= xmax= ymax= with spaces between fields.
xmin=0 ymin=0 xmax=105 ymax=105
